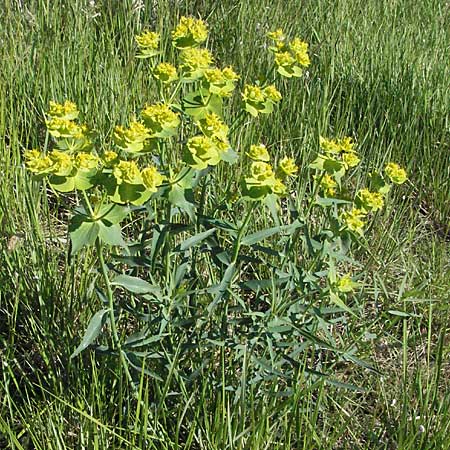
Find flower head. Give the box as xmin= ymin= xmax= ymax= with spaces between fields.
xmin=141 ymin=166 xmax=164 ymax=192
xmin=141 ymin=104 xmax=180 ymax=137
xmin=172 ymin=16 xmax=208 ymax=49
xmin=242 ymin=84 xmax=265 ymax=103
xmin=289 ymin=38 xmax=310 ymax=67
xmin=342 ymin=152 xmax=360 ymax=168
xmin=342 ymin=208 xmax=367 ymax=233
xmin=247 ymin=144 xmax=270 ymax=162
xmin=48 ymin=150 xmax=74 ymax=176
xmin=385 ymin=162 xmax=407 ymax=184
xmin=46 ymin=118 xmax=86 ymax=139
xmin=263 ymin=85 xmax=282 ymax=102
xmin=337 ymin=274 xmax=359 ymax=293
xmin=113 ymin=160 xmax=142 ymax=184
xmin=113 ymin=121 xmax=150 ymax=153
xmin=179 ymin=47 xmax=213 ymax=79
xmin=135 ymin=30 xmax=160 ymax=57
xmin=153 ymin=62 xmax=178 ymax=83
xmin=242 ymin=84 xmax=281 ymax=116
xmin=184 ymin=135 xmax=220 ymax=170
xmin=74 ymin=152 xmax=99 ymax=170
xmin=24 ymin=149 xmax=53 ymax=175
xmin=357 ymin=189 xmax=384 ymax=212
xmin=316 ymin=173 xmax=337 ymax=197
xmin=267 ymin=29 xmax=285 ymax=42
xmin=48 ymin=100 xmax=79 ymax=120
xmin=277 ymin=157 xmax=298 ymax=179
xmin=197 ymin=113 xmax=228 ymax=140
xmin=102 ymin=150 xmax=119 ymax=168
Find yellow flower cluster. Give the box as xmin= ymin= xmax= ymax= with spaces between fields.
xmin=337 ymin=274 xmax=359 ymax=293
xmin=48 ymin=100 xmax=79 ymax=120
xmin=310 ymin=136 xmax=360 ymax=197
xmin=179 ymin=47 xmax=213 ymax=79
xmin=135 ymin=30 xmax=160 ymax=57
xmin=46 ymin=118 xmax=87 ymax=139
xmin=316 ymin=173 xmax=337 ymax=197
xmin=113 ymin=121 xmax=150 ymax=153
xmin=341 ymin=208 xmax=367 ymax=233
xmin=196 ymin=112 xmax=229 ymax=141
xmin=172 ymin=16 xmax=208 ymax=49
xmin=184 ymin=135 xmax=221 ymax=170
xmin=247 ymin=143 xmax=270 ymax=162
xmin=243 ymin=144 xmax=298 ymax=199
xmin=102 ymin=150 xmax=119 ymax=168
xmin=141 ymin=103 xmax=180 ymax=138
xmin=74 ymin=152 xmax=99 ymax=171
xmin=24 ymin=149 xmax=53 ymax=175
xmin=112 ymin=160 xmax=164 ymax=193
xmin=141 ymin=166 xmax=165 ymax=193
xmin=45 ymin=101 xmax=92 ymax=151
xmin=25 ymin=148 xmax=101 ymax=192
xmin=277 ymin=157 xmax=298 ymax=179
xmin=153 ymin=62 xmax=178 ymax=84
xmin=356 ymin=188 xmax=384 ymax=212
xmin=242 ymin=84 xmax=282 ymax=117
xmin=385 ymin=162 xmax=407 ymax=184
xmin=268 ymin=29 xmax=310 ymax=78
xmin=202 ymin=66 xmax=239 ymax=97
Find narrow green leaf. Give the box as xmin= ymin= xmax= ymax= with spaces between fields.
xmin=175 ymin=228 xmax=216 ymax=252
xmin=111 ymin=274 xmax=160 ymax=295
xmin=242 ymin=221 xmax=301 ymax=246
xmin=207 ymin=263 xmax=236 ymax=315
xmin=71 ymin=309 xmax=108 ymax=358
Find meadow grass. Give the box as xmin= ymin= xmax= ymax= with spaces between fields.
xmin=0 ymin=0 xmax=449 ymax=448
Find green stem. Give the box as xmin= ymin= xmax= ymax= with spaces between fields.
xmin=231 ymin=203 xmax=256 ymax=264
xmin=95 ymin=239 xmax=136 ymax=391
xmin=81 ymin=190 xmax=95 ymax=217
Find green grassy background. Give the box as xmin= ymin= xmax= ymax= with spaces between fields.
xmin=1 ymin=0 xmax=449 ymax=448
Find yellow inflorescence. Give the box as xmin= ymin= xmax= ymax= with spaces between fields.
xmin=141 ymin=166 xmax=164 ymax=192
xmin=242 ymin=85 xmax=265 ymax=103
xmin=337 ymin=274 xmax=358 ymax=293
xmin=141 ymin=103 xmax=180 ymax=135
xmin=357 ymin=188 xmax=384 ymax=212
xmin=113 ymin=160 xmax=142 ymax=185
xmin=186 ymin=135 xmax=220 ymax=169
xmin=24 ymin=149 xmax=53 ymax=174
xmin=172 ymin=16 xmax=208 ymax=48
xmin=222 ymin=66 xmax=239 ymax=81
xmin=46 ymin=118 xmax=87 ymax=139
xmin=268 ymin=31 xmax=310 ymax=78
xmin=48 ymin=100 xmax=79 ymax=120
xmin=49 ymin=150 xmax=74 ymax=176
xmin=180 ymin=48 xmax=213 ymax=69
xmin=267 ymin=29 xmax=285 ymax=42
xmin=342 ymin=208 xmax=367 ymax=233
xmin=289 ymin=38 xmax=310 ymax=67
xmin=197 ymin=113 xmax=228 ymax=140
xmin=135 ymin=31 xmax=160 ymax=50
xmin=153 ymin=62 xmax=178 ymax=83
xmin=277 ymin=157 xmax=298 ymax=179
xmin=263 ymin=85 xmax=282 ymax=102
xmin=74 ymin=152 xmax=99 ymax=170
xmin=102 ymin=151 xmax=119 ymax=168
xmin=385 ymin=162 xmax=407 ymax=184
xmin=247 ymin=144 xmax=270 ymax=162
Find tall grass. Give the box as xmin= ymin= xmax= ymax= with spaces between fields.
xmin=1 ymin=0 xmax=449 ymax=448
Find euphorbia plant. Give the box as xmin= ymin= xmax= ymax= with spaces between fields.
xmin=25 ymin=16 xmax=407 ymax=391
